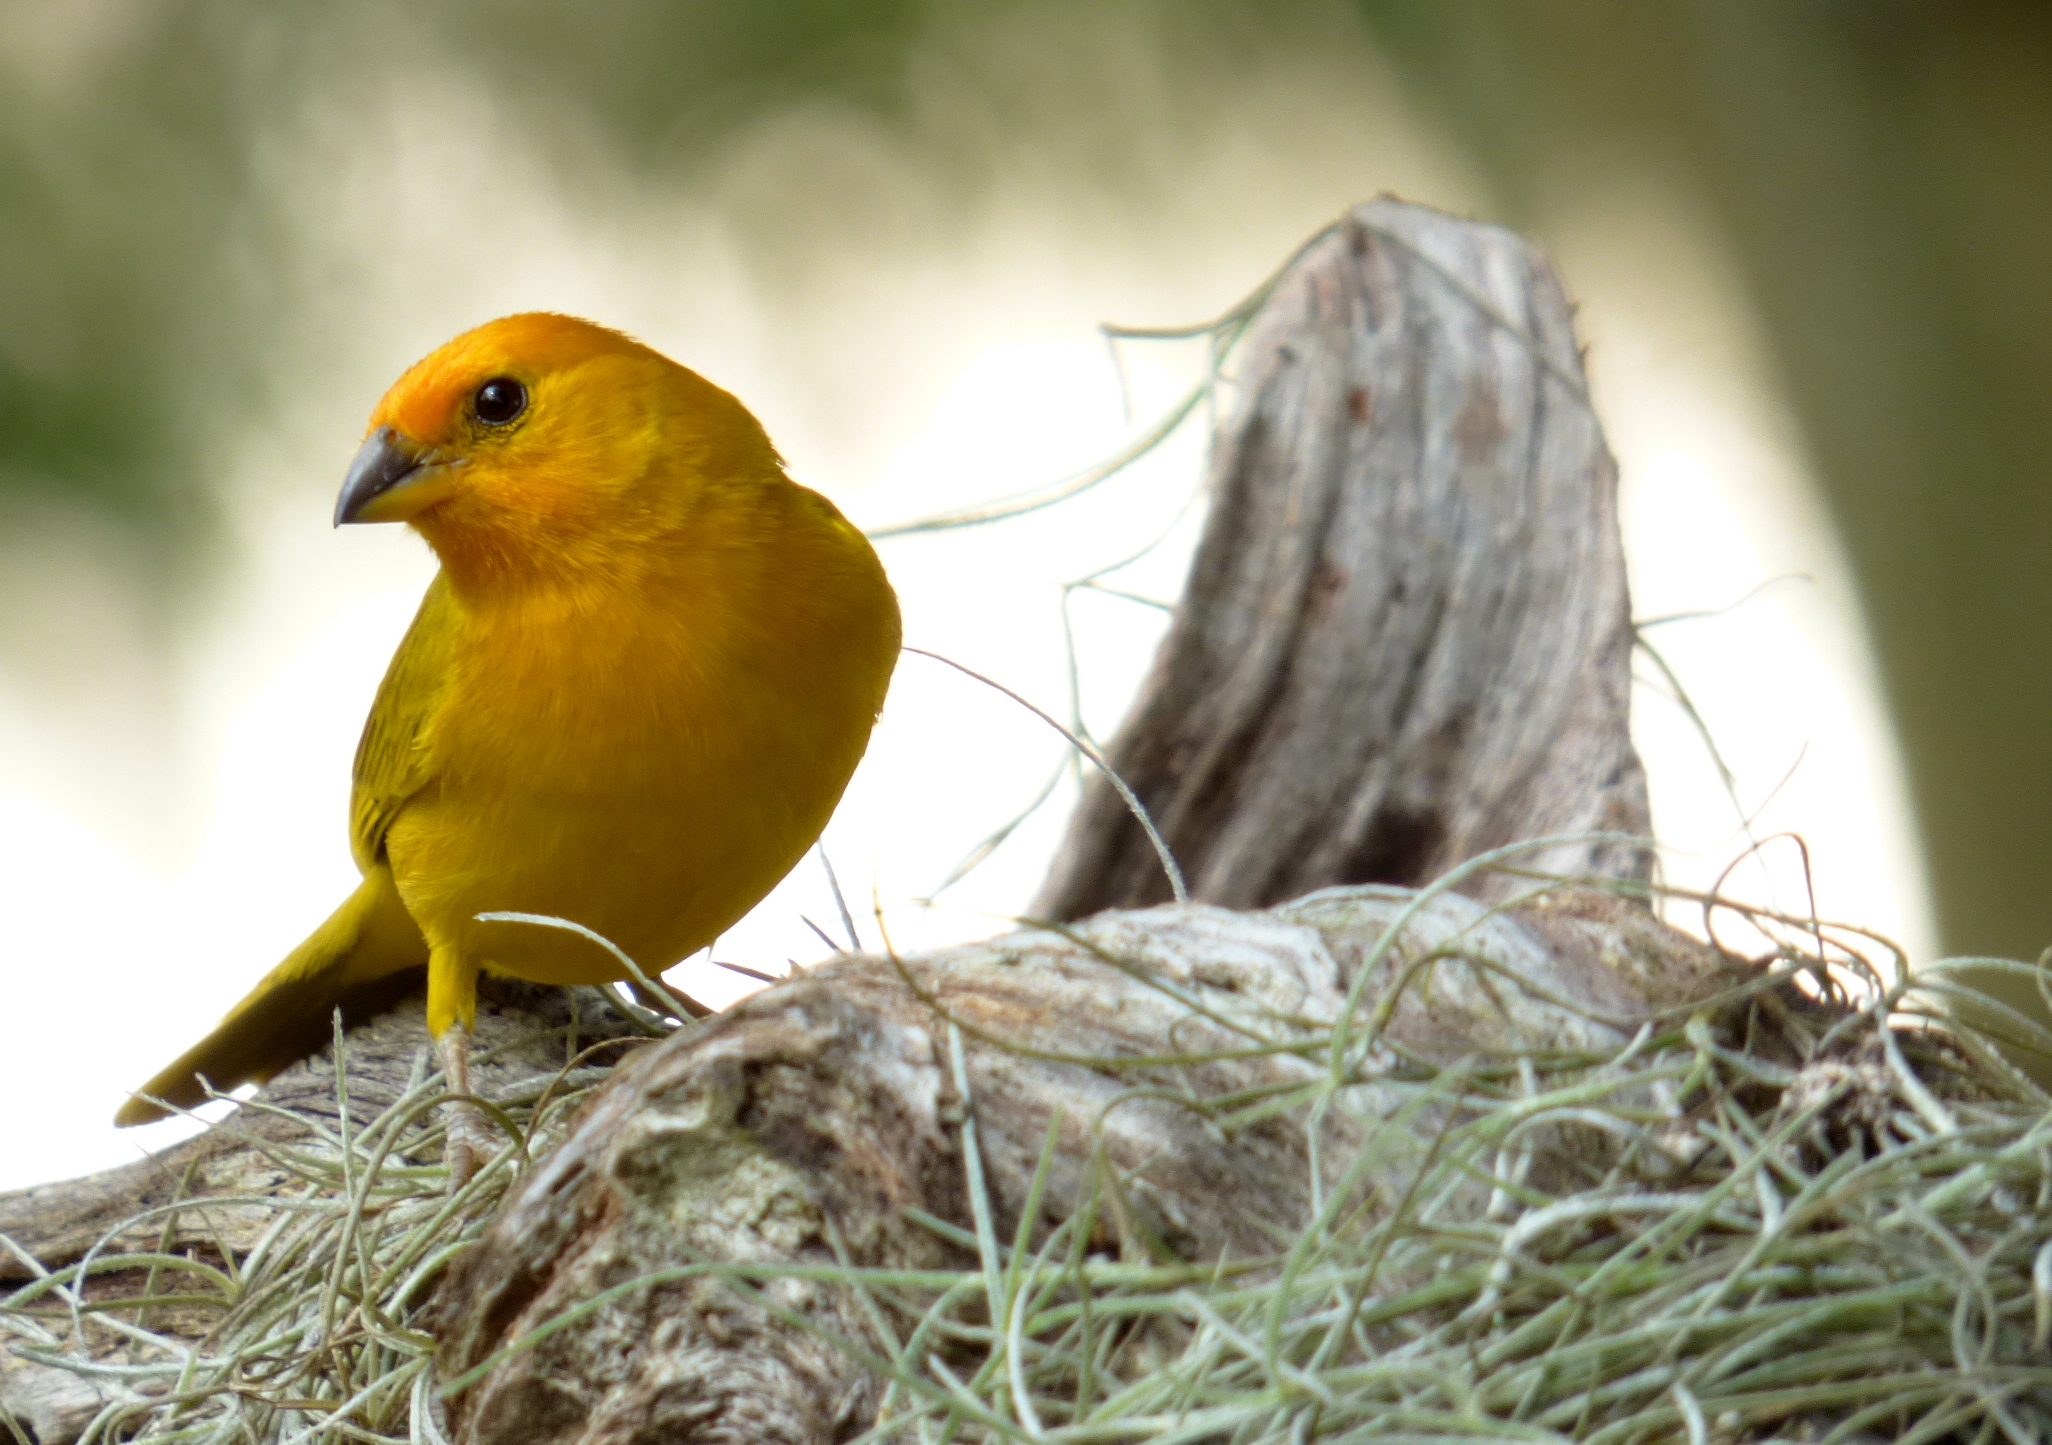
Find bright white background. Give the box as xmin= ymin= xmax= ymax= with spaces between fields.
xmin=0 ymin=25 xmax=1927 ymax=1188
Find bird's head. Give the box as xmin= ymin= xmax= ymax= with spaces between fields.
xmin=338 ymin=313 xmax=780 ymax=582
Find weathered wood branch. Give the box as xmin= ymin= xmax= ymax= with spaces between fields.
xmin=0 ymin=983 xmax=645 ymax=1442
xmin=435 ymin=888 xmax=1747 ymax=1445
xmin=1036 ymin=197 xmax=1649 ymax=919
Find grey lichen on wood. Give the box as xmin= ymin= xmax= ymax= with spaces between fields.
xmin=1036 ymin=197 xmax=1650 ymax=920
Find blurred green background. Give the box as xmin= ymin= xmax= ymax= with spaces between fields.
xmin=2 ymin=0 xmax=2048 ymax=958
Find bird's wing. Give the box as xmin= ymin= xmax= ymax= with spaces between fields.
xmin=349 ymin=572 xmax=458 ymax=871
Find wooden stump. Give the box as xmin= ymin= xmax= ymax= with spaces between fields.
xmin=1036 ymin=198 xmax=1650 ymax=919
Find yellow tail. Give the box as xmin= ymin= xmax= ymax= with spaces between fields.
xmin=115 ymin=869 xmax=428 ymax=1126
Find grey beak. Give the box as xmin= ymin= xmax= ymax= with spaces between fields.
xmin=335 ymin=426 xmax=427 ymax=526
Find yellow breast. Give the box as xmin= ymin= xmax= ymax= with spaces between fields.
xmin=391 ymin=481 xmax=899 ymax=984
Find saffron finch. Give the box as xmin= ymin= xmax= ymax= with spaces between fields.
xmin=117 ymin=314 xmax=901 ymax=1175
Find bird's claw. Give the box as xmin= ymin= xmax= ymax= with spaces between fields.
xmin=444 ymin=1102 xmax=499 ymax=1190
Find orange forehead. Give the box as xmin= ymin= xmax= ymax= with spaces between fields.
xmin=368 ymin=313 xmax=658 ymax=441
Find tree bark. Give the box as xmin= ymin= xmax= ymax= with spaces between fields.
xmin=1036 ymin=197 xmax=1649 ymax=920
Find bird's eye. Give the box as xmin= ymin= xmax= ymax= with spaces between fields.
xmin=472 ymin=377 xmax=528 ymax=426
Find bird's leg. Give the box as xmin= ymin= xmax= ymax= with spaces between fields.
xmin=434 ymin=1022 xmax=497 ymax=1189
xmin=427 ymin=945 xmax=497 ymax=1188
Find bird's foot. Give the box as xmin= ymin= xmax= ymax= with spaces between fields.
xmin=443 ymin=1102 xmax=500 ymax=1190
xmin=435 ymin=1023 xmax=498 ymax=1191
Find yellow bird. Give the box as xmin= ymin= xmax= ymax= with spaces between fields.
xmin=116 ymin=314 xmax=901 ymax=1170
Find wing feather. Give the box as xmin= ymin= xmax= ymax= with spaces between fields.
xmin=349 ymin=573 xmax=457 ymax=870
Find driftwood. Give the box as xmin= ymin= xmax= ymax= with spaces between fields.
xmin=5 ymin=201 xmax=1711 ymax=1444
xmin=1037 ymin=199 xmax=1649 ymax=918
xmin=435 ymin=889 xmax=1744 ymax=1444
